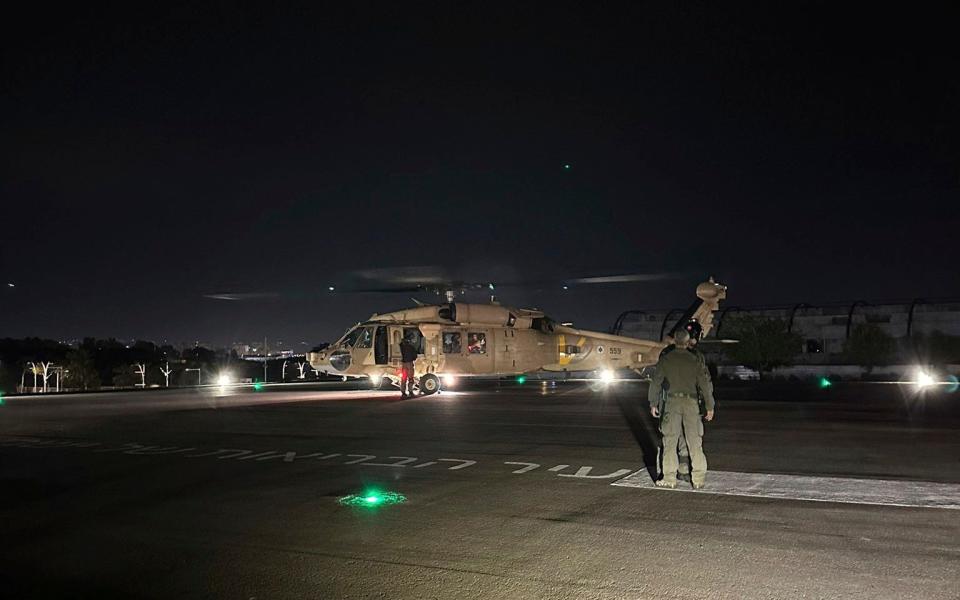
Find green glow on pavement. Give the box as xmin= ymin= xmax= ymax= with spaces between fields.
xmin=516 ymin=376 xmax=526 ymax=384
xmin=253 ymin=381 xmax=264 ymax=391
xmin=338 ymin=490 xmax=406 ymax=508
xmin=819 ymin=377 xmax=832 ymax=389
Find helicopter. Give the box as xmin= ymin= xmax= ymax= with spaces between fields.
xmin=307 ymin=277 xmax=727 ymax=395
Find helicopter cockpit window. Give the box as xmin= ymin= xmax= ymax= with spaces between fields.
xmin=467 ymin=332 xmax=486 ymax=354
xmin=355 ymin=327 xmax=374 ymax=349
xmin=338 ymin=326 xmax=364 ymax=348
xmin=443 ymin=331 xmax=462 ymax=354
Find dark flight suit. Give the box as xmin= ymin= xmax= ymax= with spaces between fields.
xmin=656 ymin=345 xmax=712 ymax=479
xmin=399 ymin=339 xmax=418 ymax=397
xmin=649 ymin=345 xmax=715 ymax=486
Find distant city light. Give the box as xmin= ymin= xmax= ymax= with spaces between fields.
xmin=563 ymin=164 xmax=571 ymax=170
xmin=6 ymin=283 xmax=14 ymax=288
xmin=516 ymin=375 xmax=526 ymax=384
xmin=216 ymin=373 xmax=233 ymax=386
xmin=600 ymin=369 xmax=615 ymax=384
xmin=253 ymin=381 xmax=264 ymax=391
xmin=328 ymin=286 xmax=336 ymax=291
xmin=819 ymin=377 xmax=832 ymax=389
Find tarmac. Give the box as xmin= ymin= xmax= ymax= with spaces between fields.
xmin=1 ymin=379 xmax=958 ymax=599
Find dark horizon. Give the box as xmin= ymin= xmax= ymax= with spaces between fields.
xmin=3 ymin=3 xmax=958 ymax=345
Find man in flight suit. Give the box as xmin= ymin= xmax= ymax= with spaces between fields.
xmin=649 ymin=328 xmax=715 ymax=489
xmin=399 ymin=334 xmax=418 ymax=399
xmin=665 ymin=323 xmax=713 ymax=482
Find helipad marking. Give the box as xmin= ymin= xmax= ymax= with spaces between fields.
xmin=611 ymin=470 xmax=960 ymax=510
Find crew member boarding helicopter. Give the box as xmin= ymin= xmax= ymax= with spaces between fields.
xmin=307 ymin=277 xmax=727 ymax=395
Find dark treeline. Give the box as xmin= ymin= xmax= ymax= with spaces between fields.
xmin=0 ymin=338 xmax=265 ymax=392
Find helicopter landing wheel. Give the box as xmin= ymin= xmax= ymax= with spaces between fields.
xmin=419 ymin=373 xmax=440 ymax=396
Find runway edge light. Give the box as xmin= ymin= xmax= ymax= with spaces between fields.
xmin=338 ymin=489 xmax=406 ymax=508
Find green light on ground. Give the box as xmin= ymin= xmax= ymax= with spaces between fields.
xmin=516 ymin=376 xmax=526 ymax=384
xmin=819 ymin=377 xmax=832 ymax=389
xmin=253 ymin=381 xmax=264 ymax=391
xmin=338 ymin=490 xmax=406 ymax=508
xmin=0 ymin=392 xmax=4 ymax=406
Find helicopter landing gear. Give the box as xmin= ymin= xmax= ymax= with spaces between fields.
xmin=419 ymin=373 xmax=441 ymax=396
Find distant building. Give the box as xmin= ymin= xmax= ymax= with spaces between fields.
xmin=612 ymin=298 xmax=960 ymax=364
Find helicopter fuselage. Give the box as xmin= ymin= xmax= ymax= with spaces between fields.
xmin=307 ymin=302 xmax=665 ymax=382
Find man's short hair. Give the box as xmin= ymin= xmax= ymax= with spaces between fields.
xmin=674 ymin=329 xmax=691 ymax=345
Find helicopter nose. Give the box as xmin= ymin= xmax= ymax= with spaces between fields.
xmin=307 ymin=349 xmax=351 ymax=374
xmin=307 ymin=350 xmax=333 ymax=374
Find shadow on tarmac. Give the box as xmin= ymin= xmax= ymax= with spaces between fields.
xmin=613 ymin=389 xmax=660 ymax=480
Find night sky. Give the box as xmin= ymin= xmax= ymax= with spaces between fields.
xmin=2 ymin=3 xmax=958 ymax=347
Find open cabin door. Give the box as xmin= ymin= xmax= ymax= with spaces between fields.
xmin=374 ymin=325 xmax=388 ymax=365
xmin=387 ymin=325 xmax=425 ymax=367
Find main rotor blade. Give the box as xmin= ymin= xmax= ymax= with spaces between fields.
xmin=563 ymin=273 xmax=683 ymax=285
xmin=203 ymin=292 xmax=282 ymax=301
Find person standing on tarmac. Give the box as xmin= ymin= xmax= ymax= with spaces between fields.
xmin=399 ymin=334 xmax=418 ymax=399
xmin=658 ymin=323 xmax=713 ymax=482
xmin=649 ymin=328 xmax=715 ymax=489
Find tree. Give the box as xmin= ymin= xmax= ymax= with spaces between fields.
xmin=112 ymin=365 xmax=139 ymax=388
xmin=845 ymin=323 xmax=895 ymax=374
xmin=914 ymin=330 xmax=960 ymax=364
xmin=65 ymin=349 xmax=101 ymax=391
xmin=0 ymin=360 xmax=16 ymax=393
xmin=723 ymin=315 xmax=802 ymax=379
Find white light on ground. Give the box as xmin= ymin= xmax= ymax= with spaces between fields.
xmin=443 ymin=374 xmax=456 ymax=387
xmin=600 ymin=369 xmax=615 ymax=384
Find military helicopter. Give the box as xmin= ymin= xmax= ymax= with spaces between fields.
xmin=306 ymin=276 xmax=727 ymax=395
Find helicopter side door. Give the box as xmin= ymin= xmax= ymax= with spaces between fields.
xmin=353 ymin=326 xmax=376 ymax=366
xmin=374 ymin=326 xmax=388 ymax=365
xmin=465 ymin=328 xmax=492 ymax=374
xmin=387 ymin=326 xmax=425 ymax=366
xmin=494 ymin=328 xmax=518 ymax=374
